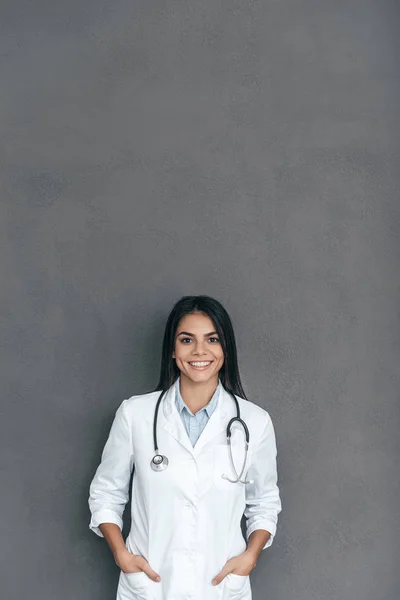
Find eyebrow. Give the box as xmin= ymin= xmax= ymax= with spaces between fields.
xmin=176 ymin=331 xmax=218 ymax=338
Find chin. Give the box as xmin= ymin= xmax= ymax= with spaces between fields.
xmin=186 ymin=369 xmax=219 ymax=382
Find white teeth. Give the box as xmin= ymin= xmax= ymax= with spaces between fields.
xmin=190 ymin=362 xmax=211 ymax=367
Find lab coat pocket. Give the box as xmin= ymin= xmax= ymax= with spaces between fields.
xmin=214 ymin=442 xmax=251 ymax=491
xmin=224 ymin=573 xmax=250 ymax=598
xmin=118 ymin=570 xmax=149 ymax=600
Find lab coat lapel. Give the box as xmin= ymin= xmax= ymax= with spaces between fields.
xmin=160 ymin=383 xmax=195 ymax=455
xmin=192 ymin=386 xmax=229 ymax=454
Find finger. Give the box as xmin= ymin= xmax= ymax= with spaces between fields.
xmin=140 ymin=560 xmax=161 ymax=583
xmin=212 ymin=565 xmax=232 ymax=586
xmin=126 ymin=568 xmax=142 ymax=574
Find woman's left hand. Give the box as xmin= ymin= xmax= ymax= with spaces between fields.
xmin=211 ymin=550 xmax=258 ymax=586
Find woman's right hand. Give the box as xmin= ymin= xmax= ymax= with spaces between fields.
xmin=114 ymin=548 xmax=161 ymax=582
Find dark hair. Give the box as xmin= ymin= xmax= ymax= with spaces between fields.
xmin=152 ymin=295 xmax=248 ymax=400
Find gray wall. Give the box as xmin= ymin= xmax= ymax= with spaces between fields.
xmin=1 ymin=1 xmax=399 ymax=599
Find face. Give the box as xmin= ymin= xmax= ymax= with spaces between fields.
xmin=172 ymin=312 xmax=225 ymax=384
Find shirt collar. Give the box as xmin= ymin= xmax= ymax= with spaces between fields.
xmin=175 ymin=376 xmax=221 ymax=417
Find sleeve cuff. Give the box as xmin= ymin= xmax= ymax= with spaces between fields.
xmin=89 ymin=509 xmax=123 ymax=538
xmin=246 ymin=520 xmax=277 ymax=549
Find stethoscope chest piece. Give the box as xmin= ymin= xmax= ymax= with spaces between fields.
xmin=150 ymin=454 xmax=169 ymax=472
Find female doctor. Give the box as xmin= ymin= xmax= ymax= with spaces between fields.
xmin=88 ymin=295 xmax=282 ymax=600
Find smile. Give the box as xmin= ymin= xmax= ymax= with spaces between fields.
xmin=188 ymin=361 xmax=213 ymax=369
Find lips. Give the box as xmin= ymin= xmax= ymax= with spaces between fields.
xmin=188 ymin=361 xmax=213 ymax=370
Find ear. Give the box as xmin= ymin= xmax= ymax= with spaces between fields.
xmin=172 ymin=351 xmax=175 ymax=358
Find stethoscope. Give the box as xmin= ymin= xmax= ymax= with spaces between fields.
xmin=150 ymin=386 xmax=253 ymax=484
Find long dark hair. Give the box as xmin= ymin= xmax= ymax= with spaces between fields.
xmin=152 ymin=295 xmax=248 ymax=400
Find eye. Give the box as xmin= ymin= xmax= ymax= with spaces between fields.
xmin=180 ymin=337 xmax=192 ymax=344
xmin=209 ymin=337 xmax=220 ymax=343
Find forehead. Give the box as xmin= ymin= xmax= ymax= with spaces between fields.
xmin=177 ymin=312 xmax=215 ymax=330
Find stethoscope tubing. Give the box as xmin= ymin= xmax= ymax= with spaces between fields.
xmin=153 ymin=389 xmax=167 ymax=454
xmin=151 ymin=385 xmax=251 ymax=483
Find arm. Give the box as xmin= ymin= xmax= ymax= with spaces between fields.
xmin=212 ymin=411 xmax=282 ymax=585
xmin=88 ymin=400 xmax=134 ymax=538
xmin=98 ymin=523 xmax=126 ymax=559
xmin=244 ymin=411 xmax=282 ymax=553
xmin=88 ymin=401 xmax=161 ymax=582
xmin=246 ymin=529 xmax=271 ymax=562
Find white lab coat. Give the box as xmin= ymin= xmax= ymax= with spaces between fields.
xmin=88 ymin=380 xmax=281 ymax=600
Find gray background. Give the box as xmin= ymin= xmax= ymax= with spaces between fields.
xmin=1 ymin=0 xmax=399 ymax=599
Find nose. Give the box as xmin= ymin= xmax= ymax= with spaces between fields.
xmin=192 ymin=341 xmax=207 ymax=355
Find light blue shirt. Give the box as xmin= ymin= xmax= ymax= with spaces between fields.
xmin=175 ymin=377 xmax=221 ymax=446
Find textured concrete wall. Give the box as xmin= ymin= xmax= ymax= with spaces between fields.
xmin=1 ymin=1 xmax=399 ymax=599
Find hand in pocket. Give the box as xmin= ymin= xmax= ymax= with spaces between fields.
xmin=115 ymin=549 xmax=161 ymax=582
xmin=212 ymin=550 xmax=257 ymax=586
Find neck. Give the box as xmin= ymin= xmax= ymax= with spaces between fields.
xmin=179 ymin=374 xmax=219 ymax=414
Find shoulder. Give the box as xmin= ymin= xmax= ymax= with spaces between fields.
xmin=235 ymin=394 xmax=272 ymax=420
xmin=234 ymin=394 xmax=275 ymax=438
xmin=119 ymin=389 xmax=163 ymax=419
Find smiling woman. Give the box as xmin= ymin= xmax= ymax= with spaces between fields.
xmin=88 ymin=295 xmax=282 ymax=600
xmin=172 ymin=314 xmax=225 ymax=412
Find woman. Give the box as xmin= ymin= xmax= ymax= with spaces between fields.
xmin=88 ymin=295 xmax=282 ymax=600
